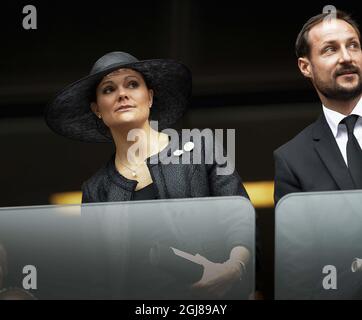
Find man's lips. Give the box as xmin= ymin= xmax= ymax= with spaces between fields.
xmin=335 ymin=68 xmax=359 ymax=77
xmin=114 ymin=105 xmax=135 ymax=112
xmin=337 ymin=72 xmax=357 ymax=76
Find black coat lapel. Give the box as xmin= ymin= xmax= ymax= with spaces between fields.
xmin=313 ymin=114 xmax=355 ymax=190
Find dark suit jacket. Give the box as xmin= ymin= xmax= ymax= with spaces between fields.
xmin=274 ymin=113 xmax=355 ymax=204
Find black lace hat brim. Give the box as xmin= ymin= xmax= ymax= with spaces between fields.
xmin=45 ymin=59 xmax=192 ymax=143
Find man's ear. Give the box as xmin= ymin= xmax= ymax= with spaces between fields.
xmin=149 ymin=89 xmax=154 ymax=108
xmin=298 ymin=57 xmax=312 ymax=79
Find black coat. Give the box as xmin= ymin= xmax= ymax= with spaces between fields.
xmin=274 ymin=114 xmax=356 ymax=204
xmin=82 ymin=137 xmax=249 ymax=203
xmin=81 ymin=135 xmax=252 ymax=256
xmin=81 ymin=136 xmax=255 ymax=298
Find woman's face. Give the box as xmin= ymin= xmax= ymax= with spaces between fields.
xmin=92 ymin=68 xmax=153 ymax=130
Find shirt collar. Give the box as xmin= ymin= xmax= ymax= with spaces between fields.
xmin=322 ymin=96 xmax=362 ymax=138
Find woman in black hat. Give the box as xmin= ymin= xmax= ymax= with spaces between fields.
xmin=45 ymin=52 xmax=253 ymax=299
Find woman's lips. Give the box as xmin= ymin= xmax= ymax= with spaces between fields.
xmin=115 ymin=105 xmax=135 ymax=112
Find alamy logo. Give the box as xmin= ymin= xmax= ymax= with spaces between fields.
xmin=322 ymin=265 xmax=337 ymax=290
xmin=22 ymin=5 xmax=37 ymax=30
xmin=322 ymin=258 xmax=362 ymax=290
xmin=127 ymin=122 xmax=236 ymax=176
xmin=22 ymin=265 xmax=37 ymax=290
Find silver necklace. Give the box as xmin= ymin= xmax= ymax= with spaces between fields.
xmin=119 ymin=160 xmax=145 ymax=177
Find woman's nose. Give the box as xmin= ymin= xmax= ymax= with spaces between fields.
xmin=117 ymin=88 xmax=128 ymax=100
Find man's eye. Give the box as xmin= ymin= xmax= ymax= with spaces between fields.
xmin=102 ymin=86 xmax=114 ymax=94
xmin=324 ymin=46 xmax=335 ymax=53
xmin=349 ymin=42 xmax=361 ymax=49
xmin=128 ymin=80 xmax=139 ymax=88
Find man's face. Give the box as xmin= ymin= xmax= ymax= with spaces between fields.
xmin=300 ymin=19 xmax=362 ymax=101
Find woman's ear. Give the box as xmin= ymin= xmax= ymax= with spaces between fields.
xmin=91 ymin=102 xmax=102 ymax=119
xmin=149 ymin=89 xmax=154 ymax=108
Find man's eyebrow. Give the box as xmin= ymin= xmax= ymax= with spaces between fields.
xmin=345 ymin=36 xmax=360 ymax=42
xmin=321 ymin=37 xmax=359 ymax=46
xmin=320 ymin=40 xmax=337 ymax=46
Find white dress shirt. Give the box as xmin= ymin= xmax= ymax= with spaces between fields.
xmin=323 ymin=97 xmax=362 ymax=166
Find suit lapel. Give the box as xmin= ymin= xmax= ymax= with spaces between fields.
xmin=313 ymin=114 xmax=355 ymax=190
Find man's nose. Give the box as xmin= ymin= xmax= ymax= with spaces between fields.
xmin=339 ymin=46 xmax=353 ymax=64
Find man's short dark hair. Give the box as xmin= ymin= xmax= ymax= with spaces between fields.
xmin=295 ymin=10 xmax=361 ymax=58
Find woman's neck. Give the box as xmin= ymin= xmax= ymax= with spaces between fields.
xmin=112 ymin=122 xmax=165 ymax=165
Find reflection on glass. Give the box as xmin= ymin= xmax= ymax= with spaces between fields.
xmin=0 ymin=197 xmax=255 ymax=300
xmin=275 ymin=191 xmax=362 ymax=300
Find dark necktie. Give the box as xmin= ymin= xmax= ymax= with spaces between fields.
xmin=342 ymin=115 xmax=362 ymax=189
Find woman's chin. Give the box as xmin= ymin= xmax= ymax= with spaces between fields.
xmin=112 ymin=114 xmax=138 ymax=124
xmin=110 ymin=118 xmax=148 ymax=130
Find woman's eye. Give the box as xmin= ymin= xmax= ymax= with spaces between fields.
xmin=102 ymin=86 xmax=114 ymax=94
xmin=128 ymin=80 xmax=139 ymax=89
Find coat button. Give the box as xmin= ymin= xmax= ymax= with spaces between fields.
xmin=183 ymin=141 xmax=194 ymax=152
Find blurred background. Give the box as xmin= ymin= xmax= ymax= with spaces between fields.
xmin=1 ymin=0 xmax=362 ymax=299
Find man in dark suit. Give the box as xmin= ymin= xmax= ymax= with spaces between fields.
xmin=274 ymin=10 xmax=362 ymax=204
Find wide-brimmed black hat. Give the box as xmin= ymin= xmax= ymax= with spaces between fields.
xmin=45 ymin=51 xmax=192 ymax=143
